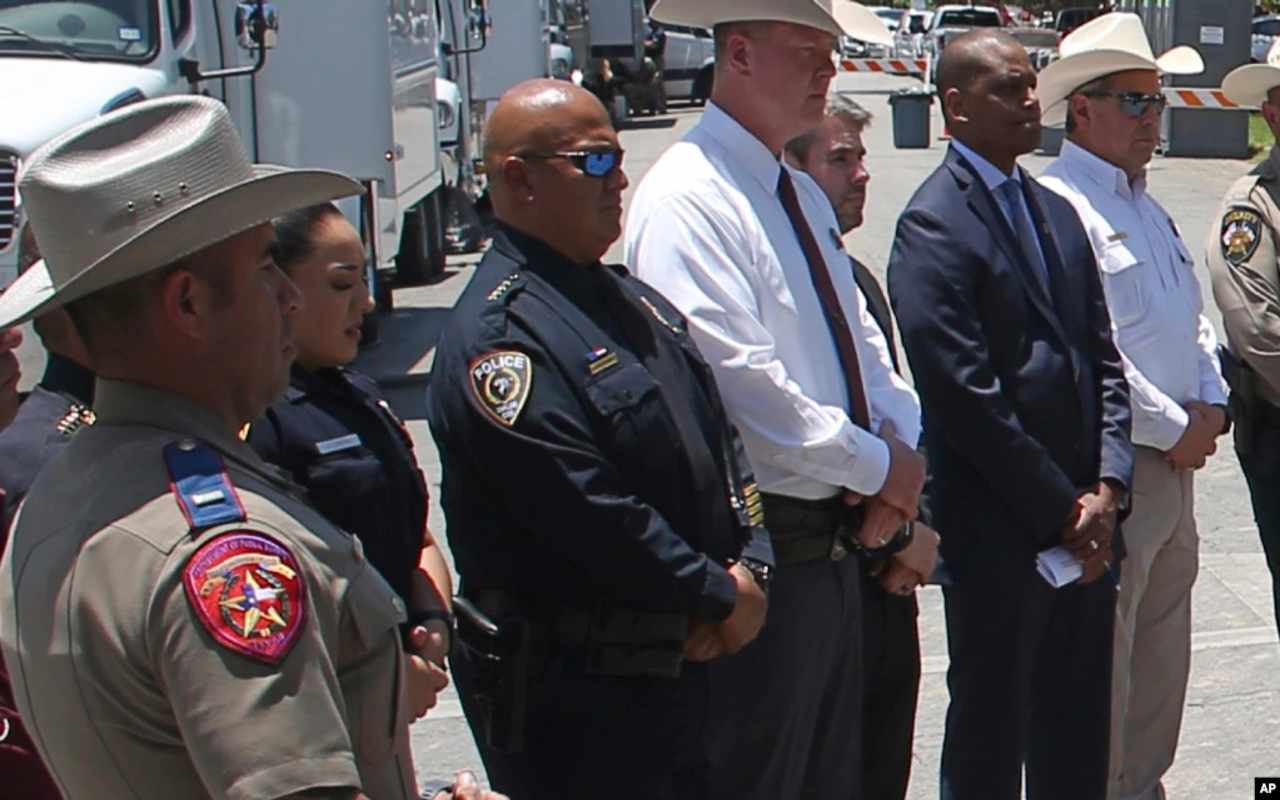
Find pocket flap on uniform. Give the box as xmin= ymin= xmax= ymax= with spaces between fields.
xmin=1099 ymin=241 xmax=1140 ymax=274
xmin=347 ymin=564 xmax=407 ymax=650
xmin=585 ymin=362 xmax=658 ymax=416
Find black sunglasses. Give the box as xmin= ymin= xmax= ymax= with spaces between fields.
xmin=1082 ymin=90 xmax=1168 ymax=119
xmin=519 ymin=148 xmax=625 ymax=177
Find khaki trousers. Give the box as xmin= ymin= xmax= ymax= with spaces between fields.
xmin=1108 ymin=447 xmax=1199 ymax=800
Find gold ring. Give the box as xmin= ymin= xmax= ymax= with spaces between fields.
xmin=877 ymin=536 xmax=889 ymax=547
xmin=1090 ymin=539 xmax=1099 ymax=552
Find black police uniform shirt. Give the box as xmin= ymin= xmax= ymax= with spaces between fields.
xmin=0 ymin=351 xmax=96 ymax=523
xmin=0 ymin=351 xmax=95 ymax=800
xmin=247 ymin=364 xmax=429 ymax=602
xmin=425 ymin=223 xmax=772 ymax=619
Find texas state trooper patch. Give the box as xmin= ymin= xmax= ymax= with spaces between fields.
xmin=1222 ymin=207 xmax=1263 ymax=266
xmin=182 ymin=532 xmax=306 ymax=665
xmin=469 ymin=350 xmax=532 ymax=426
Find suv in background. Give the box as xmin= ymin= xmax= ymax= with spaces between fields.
xmin=925 ymin=5 xmax=1003 ymax=80
xmin=1254 ymin=15 xmax=1280 ymax=63
xmin=892 ymin=10 xmax=933 ymax=58
xmin=1055 ymin=7 xmax=1106 ymax=37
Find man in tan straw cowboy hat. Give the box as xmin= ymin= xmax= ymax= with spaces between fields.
xmin=1206 ymin=37 xmax=1280 ymax=691
xmin=0 ymin=95 xmax=505 ymax=800
xmin=1038 ymin=14 xmax=1224 ymax=800
xmin=625 ymin=2 xmax=925 ymax=798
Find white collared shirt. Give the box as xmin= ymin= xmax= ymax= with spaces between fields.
xmin=1041 ymin=139 xmax=1227 ymax=450
xmin=623 ymin=102 xmax=921 ymax=500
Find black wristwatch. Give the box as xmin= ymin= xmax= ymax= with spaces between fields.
xmin=402 ymin=607 xmax=455 ymax=651
xmin=739 ymin=557 xmax=773 ymax=596
xmin=1214 ymin=402 xmax=1233 ymax=435
xmin=859 ymin=521 xmax=914 ymax=560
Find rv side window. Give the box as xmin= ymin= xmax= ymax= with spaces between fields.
xmin=166 ymin=0 xmax=191 ymax=42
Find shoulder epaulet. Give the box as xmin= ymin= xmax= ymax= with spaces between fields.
xmin=54 ymin=402 xmax=96 ymax=436
xmin=486 ymin=272 xmax=524 ymax=303
xmin=163 ymin=439 xmax=248 ymax=532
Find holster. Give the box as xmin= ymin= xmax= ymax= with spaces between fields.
xmin=1221 ymin=345 xmax=1259 ymax=455
xmin=454 ymin=595 xmax=531 ymax=754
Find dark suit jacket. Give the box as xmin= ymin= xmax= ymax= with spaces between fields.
xmin=887 ymin=145 xmax=1133 ymax=578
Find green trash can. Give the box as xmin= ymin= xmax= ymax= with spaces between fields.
xmin=889 ymin=89 xmax=932 ymax=149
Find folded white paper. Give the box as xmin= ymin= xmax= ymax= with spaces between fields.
xmin=1036 ymin=546 xmax=1083 ymax=588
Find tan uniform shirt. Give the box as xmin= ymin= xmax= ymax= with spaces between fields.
xmin=0 ymin=380 xmax=416 ymax=800
xmin=1207 ymin=144 xmax=1280 ymax=407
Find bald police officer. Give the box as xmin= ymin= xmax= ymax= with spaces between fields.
xmin=0 ymin=97 xmax=501 ymax=800
xmin=1208 ymin=50 xmax=1280 ymax=645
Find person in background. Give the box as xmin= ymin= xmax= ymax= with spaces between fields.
xmin=625 ymin=1 xmax=923 ymax=797
xmin=1036 ymin=14 xmax=1221 ymax=799
xmin=427 ymin=78 xmax=772 ymax=800
xmin=1208 ymin=41 xmax=1280 ymax=651
xmin=785 ymin=94 xmax=938 ymax=800
xmin=246 ymin=202 xmax=453 ymax=716
xmin=0 ymin=96 xmax=501 ymax=800
xmin=887 ymin=30 xmax=1133 ymax=800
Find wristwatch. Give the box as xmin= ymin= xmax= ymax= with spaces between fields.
xmin=860 ymin=521 xmax=914 ymax=560
xmin=402 ymin=607 xmax=455 ymax=652
xmin=739 ymin=557 xmax=773 ymax=596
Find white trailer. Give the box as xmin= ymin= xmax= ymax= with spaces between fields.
xmin=0 ymin=0 xmax=469 ymax=291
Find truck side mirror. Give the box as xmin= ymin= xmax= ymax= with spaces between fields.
xmin=235 ymin=2 xmax=279 ymax=51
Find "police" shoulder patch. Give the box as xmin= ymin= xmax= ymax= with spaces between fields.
xmin=182 ymin=531 xmax=306 ymax=665
xmin=1222 ymin=207 xmax=1263 ymax=266
xmin=469 ymin=350 xmax=533 ymax=427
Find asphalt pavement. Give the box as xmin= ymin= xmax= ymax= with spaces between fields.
xmin=16 ymin=71 xmax=1278 ymax=797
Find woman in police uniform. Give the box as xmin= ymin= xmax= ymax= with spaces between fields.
xmin=246 ymin=203 xmax=453 ymax=655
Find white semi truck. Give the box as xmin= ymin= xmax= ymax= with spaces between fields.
xmin=0 ymin=0 xmax=535 ymax=295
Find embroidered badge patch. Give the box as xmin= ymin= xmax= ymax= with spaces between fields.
xmin=469 ymin=350 xmax=533 ymax=427
xmin=182 ymin=532 xmax=306 ymax=665
xmin=1222 ymin=207 xmax=1263 ymax=266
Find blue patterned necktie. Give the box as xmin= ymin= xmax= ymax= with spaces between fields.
xmin=998 ymin=178 xmax=1052 ymax=292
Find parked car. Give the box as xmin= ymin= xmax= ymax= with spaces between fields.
xmin=1005 ymin=26 xmax=1060 ymax=71
xmin=892 ymin=10 xmax=933 ymax=58
xmin=1253 ymin=15 xmax=1280 ymax=63
xmin=925 ymin=5 xmax=1004 ymax=81
xmin=651 ymin=22 xmax=715 ymax=102
xmin=1055 ymin=7 xmax=1107 ymax=37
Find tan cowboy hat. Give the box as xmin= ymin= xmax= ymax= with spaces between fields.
xmin=0 ymin=95 xmax=362 ymax=329
xmin=1223 ymin=39 xmax=1280 ymax=108
xmin=1036 ymin=12 xmax=1204 ymax=127
xmin=649 ymin=0 xmax=893 ymax=46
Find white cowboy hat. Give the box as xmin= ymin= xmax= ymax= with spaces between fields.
xmin=1036 ymin=12 xmax=1204 ymax=127
xmin=649 ymin=0 xmax=893 ymax=46
xmin=1223 ymin=39 xmax=1280 ymax=108
xmin=0 ymin=95 xmax=363 ymax=329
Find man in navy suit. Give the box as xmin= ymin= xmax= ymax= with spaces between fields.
xmin=887 ymin=30 xmax=1134 ymax=800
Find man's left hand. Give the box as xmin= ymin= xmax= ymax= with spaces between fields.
xmin=856 ymin=495 xmax=908 ymax=550
xmin=405 ymin=626 xmax=450 ymax=719
xmin=879 ymin=560 xmax=924 ymax=596
xmin=1063 ymin=482 xmax=1119 ymax=562
xmin=892 ymin=522 xmax=940 ymax=579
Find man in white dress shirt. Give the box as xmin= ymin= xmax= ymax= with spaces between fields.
xmin=1037 ymin=14 xmax=1227 ymax=800
xmin=624 ymin=1 xmax=923 ymax=797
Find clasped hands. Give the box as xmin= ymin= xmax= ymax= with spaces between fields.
xmin=404 ymin=616 xmax=452 ymax=720
xmin=1062 ymin=481 xmax=1121 ymax=584
xmin=1165 ymin=401 xmax=1226 ymax=472
xmin=853 ymin=420 xmax=938 ymax=596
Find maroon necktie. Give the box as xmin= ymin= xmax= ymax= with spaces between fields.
xmin=777 ymin=168 xmax=871 ymax=430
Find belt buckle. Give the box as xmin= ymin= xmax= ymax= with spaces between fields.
xmin=830 ymin=537 xmax=848 ymax=561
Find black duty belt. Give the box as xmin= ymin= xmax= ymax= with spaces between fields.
xmin=760 ymin=492 xmax=865 ymax=566
xmin=463 ymin=590 xmax=687 ymax=679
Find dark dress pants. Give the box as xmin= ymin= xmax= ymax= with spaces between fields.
xmin=452 ymin=643 xmax=712 ymax=800
xmin=860 ymin=565 xmax=921 ymax=800
xmin=1236 ymin=417 xmax=1280 ymax=641
xmin=705 ymin=554 xmax=864 ymax=799
xmin=940 ymin=541 xmax=1116 ymax=800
